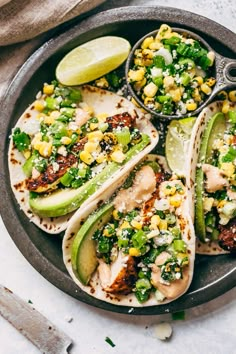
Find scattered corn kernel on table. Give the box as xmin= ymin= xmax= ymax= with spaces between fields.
xmin=1 ymin=0 xmax=236 ymax=353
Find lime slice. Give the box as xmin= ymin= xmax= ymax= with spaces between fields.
xmin=56 ymin=36 xmax=131 ymax=85
xmin=165 ymin=117 xmax=196 ymax=175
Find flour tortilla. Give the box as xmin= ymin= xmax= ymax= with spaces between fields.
xmin=63 ymin=154 xmax=195 ymax=307
xmin=8 ymin=85 xmax=158 ymax=234
xmin=186 ymin=101 xmax=236 ymax=255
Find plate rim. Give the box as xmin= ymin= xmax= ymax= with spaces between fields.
xmin=1 ymin=5 xmax=236 ymax=315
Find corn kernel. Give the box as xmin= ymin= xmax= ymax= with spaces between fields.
xmin=169 ymin=195 xmax=182 ymax=208
xmin=80 ymin=150 xmax=94 ymax=165
xmin=186 ymin=102 xmax=197 ymax=111
xmin=157 ymin=24 xmax=171 ymax=39
xmin=154 ymin=102 xmax=162 ymax=110
xmin=84 ymin=141 xmax=100 ymax=153
xmin=134 ymin=58 xmax=143 ymax=66
xmin=38 ymin=141 xmax=52 ymax=157
xmin=96 ymin=113 xmax=108 ymax=122
xmin=120 ymin=221 xmax=130 ymax=229
xmin=112 ymin=209 xmax=121 ymax=220
xmin=169 ymin=88 xmax=182 ymax=102
xmin=188 ymin=68 xmax=196 ymax=79
xmin=44 ymin=114 xmax=55 ymax=125
xmin=143 ymin=82 xmax=158 ymax=98
xmin=144 ymin=97 xmax=155 ymax=106
xmin=34 ymin=142 xmax=42 ymax=150
xmin=134 ymin=78 xmax=147 ymax=91
xmin=128 ymin=68 xmax=145 ymax=82
xmin=201 ymin=83 xmax=212 ymax=95
xmin=31 ymin=132 xmax=42 ymax=148
xmin=207 ymin=51 xmax=215 ymax=66
xmin=205 ymin=77 xmax=216 ymax=87
xmin=194 ymin=76 xmax=204 ymax=86
xmin=110 ymin=150 xmax=126 ymax=163
xmin=149 ymin=41 xmax=163 ymax=50
xmin=177 ymin=253 xmax=189 ymax=266
xmin=220 ymin=162 xmax=235 ymax=177
xmin=34 ymin=100 xmax=45 ymax=112
xmin=90 ymin=122 xmax=99 ymax=131
xmin=141 ymin=36 xmax=154 ymax=49
xmin=95 ymin=77 xmax=109 ymax=88
xmin=129 ymin=247 xmax=141 ymax=257
xmin=36 ymin=113 xmax=46 ymax=120
xmin=96 ymin=152 xmax=106 ymax=164
xmin=142 ymin=48 xmax=154 ymax=59
xmin=217 ymin=200 xmax=226 ymax=209
xmin=222 ymin=99 xmax=230 ymax=114
xmin=141 ymin=59 xmax=153 ymax=67
xmin=163 ymin=76 xmax=175 ymax=89
xmin=131 ymin=219 xmax=143 ymax=230
xmin=87 ymin=130 xmax=103 ymax=142
xmin=43 ymin=84 xmax=54 ymax=95
xmin=103 ymin=227 xmax=114 ymax=237
xmin=203 ymin=197 xmax=214 ymax=213
xmin=23 ymin=150 xmax=31 ymax=160
xmin=192 ymin=88 xmax=202 ymax=102
xmin=61 ymin=136 xmax=72 ymax=145
xmin=229 ymin=90 xmax=236 ymax=102
xmin=159 ymin=219 xmax=168 ymax=231
xmin=151 ymin=215 xmax=161 ymax=226
xmin=164 ymin=185 xmax=176 ymax=196
xmin=134 ymin=49 xmax=143 ymax=58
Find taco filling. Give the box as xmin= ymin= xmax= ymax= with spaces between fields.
xmin=65 ymin=157 xmax=195 ymax=305
xmin=195 ymin=104 xmax=236 ymax=253
xmin=9 ymin=81 xmax=158 ymax=230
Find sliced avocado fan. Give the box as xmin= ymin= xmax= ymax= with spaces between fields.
xmin=195 ymin=112 xmax=226 ymax=242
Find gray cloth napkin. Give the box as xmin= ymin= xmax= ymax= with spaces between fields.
xmin=0 ymin=0 xmax=106 ymax=100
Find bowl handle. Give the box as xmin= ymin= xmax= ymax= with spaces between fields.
xmin=215 ymin=54 xmax=236 ymax=91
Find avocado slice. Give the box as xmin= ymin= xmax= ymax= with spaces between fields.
xmin=29 ymin=133 xmax=150 ymax=217
xmin=71 ymin=202 xmax=114 ymax=285
xmin=195 ymin=112 xmax=226 ymax=241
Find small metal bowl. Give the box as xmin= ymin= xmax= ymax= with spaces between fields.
xmin=125 ymin=26 xmax=236 ymax=120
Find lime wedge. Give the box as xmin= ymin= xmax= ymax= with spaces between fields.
xmin=56 ymin=36 xmax=131 ymax=86
xmin=165 ymin=117 xmax=196 ymax=175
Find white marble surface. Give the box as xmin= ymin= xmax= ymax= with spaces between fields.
xmin=1 ymin=1 xmax=236 ymax=353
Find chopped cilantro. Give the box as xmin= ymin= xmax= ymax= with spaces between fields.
xmin=172 ymin=310 xmax=185 ymax=320
xmin=222 ymin=147 xmax=236 ymax=163
xmin=105 ymin=337 xmax=115 ymax=347
xmin=13 ymin=128 xmax=30 ymax=152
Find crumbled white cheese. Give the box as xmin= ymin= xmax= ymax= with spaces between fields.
xmin=57 ymin=146 xmax=67 ymax=157
xmin=52 ymin=162 xmax=60 ymax=173
xmin=65 ymin=316 xmax=73 ymax=323
xmin=154 ymin=322 xmax=173 ymax=341
xmin=154 ymin=198 xmax=170 ymax=211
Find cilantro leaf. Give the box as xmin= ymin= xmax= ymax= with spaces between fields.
xmin=13 ymin=128 xmax=30 ymax=152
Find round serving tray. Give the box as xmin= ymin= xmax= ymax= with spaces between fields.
xmin=1 ymin=6 xmax=236 ymax=315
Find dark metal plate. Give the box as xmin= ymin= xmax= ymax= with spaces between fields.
xmin=0 ymin=6 xmax=236 ymax=315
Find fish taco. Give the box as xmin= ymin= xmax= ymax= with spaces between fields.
xmin=186 ymin=100 xmax=236 ymax=254
xmin=63 ymin=155 xmax=195 ymax=306
xmin=8 ymin=83 xmax=158 ymax=234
